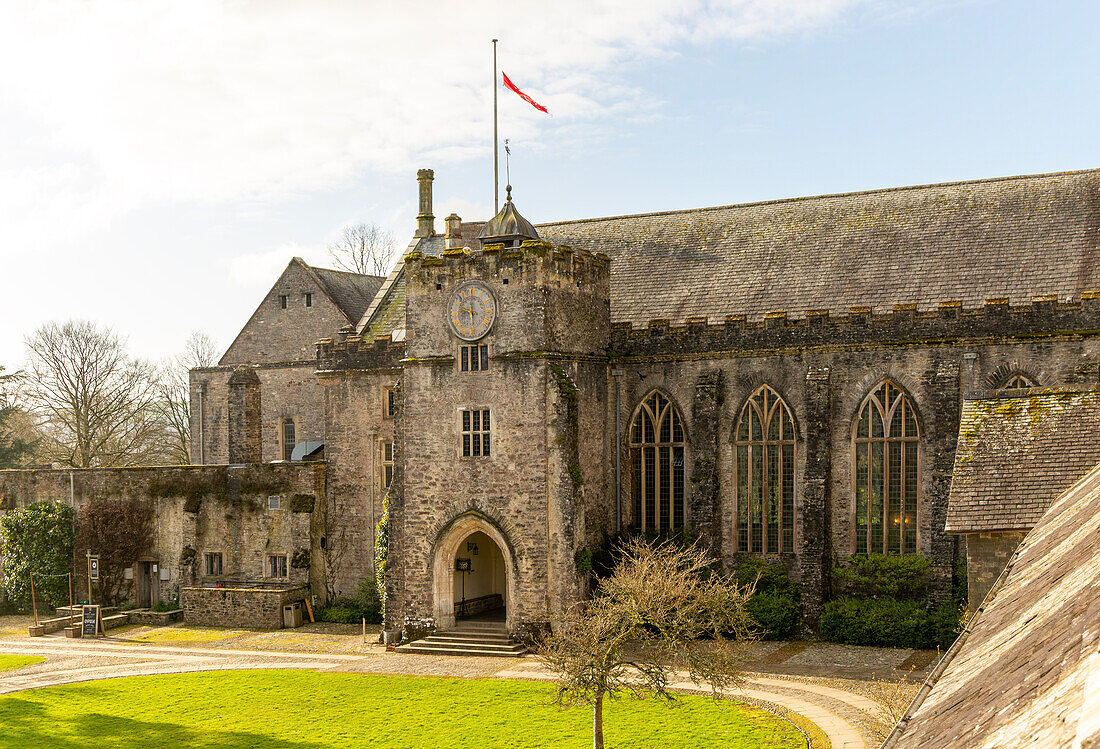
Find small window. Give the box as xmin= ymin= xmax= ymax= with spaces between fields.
xmin=268 ymin=554 xmax=288 ymax=579
xmin=304 ymin=292 xmax=312 ymax=307
xmin=460 ymin=345 xmax=490 ymax=372
xmin=998 ymin=373 xmax=1037 ymax=392
xmin=384 ymin=388 xmax=397 ymax=419
xmin=204 ymin=552 xmax=223 ymax=577
xmin=279 ymin=294 xmax=288 ymax=309
xmin=267 ymin=495 xmax=281 ymax=511
xmin=461 ymin=409 xmax=491 ymax=457
xmin=281 ymin=418 xmax=296 ymax=461
xmin=382 ymin=440 xmax=394 ymax=489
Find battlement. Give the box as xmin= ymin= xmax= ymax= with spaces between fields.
xmin=315 ymin=325 xmax=404 ymax=373
xmin=612 ymin=295 xmax=1100 ymax=357
xmin=404 ymin=239 xmax=610 ymax=289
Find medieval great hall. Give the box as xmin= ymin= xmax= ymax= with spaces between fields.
xmin=3 ymin=167 xmax=1099 ymax=635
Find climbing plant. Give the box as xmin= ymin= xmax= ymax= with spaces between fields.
xmin=0 ymin=502 xmax=74 ymax=611
xmin=374 ymin=491 xmax=390 ymax=622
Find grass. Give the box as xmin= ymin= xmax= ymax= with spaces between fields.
xmin=0 ymin=655 xmax=44 ymax=672
xmin=123 ymin=625 xmax=249 ymax=644
xmin=0 ymin=671 xmax=804 ymax=748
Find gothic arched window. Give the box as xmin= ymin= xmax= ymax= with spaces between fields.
xmin=630 ymin=391 xmax=686 ymax=531
xmin=735 ymin=385 xmax=796 ymax=553
xmin=853 ymin=381 xmax=920 ymax=555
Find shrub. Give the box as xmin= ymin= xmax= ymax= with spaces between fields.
xmin=820 ymin=597 xmax=930 ymax=648
xmin=747 ymin=591 xmax=801 ymax=640
xmin=928 ymin=601 xmax=965 ymax=650
xmin=831 ymin=554 xmax=930 ymax=600
xmin=318 ymin=578 xmax=383 ymax=625
xmin=733 ymin=554 xmax=798 ymax=596
xmin=319 ymin=605 xmax=361 ymax=624
xmin=0 ymin=502 xmax=74 ymax=611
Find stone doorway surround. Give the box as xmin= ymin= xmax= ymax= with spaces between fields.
xmin=431 ymin=513 xmax=517 ymax=630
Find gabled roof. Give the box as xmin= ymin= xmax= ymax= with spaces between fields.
xmin=946 ymin=390 xmax=1100 ymax=533
xmin=305 ymin=264 xmax=385 ymax=323
xmin=532 ymin=169 xmax=1100 ymax=328
xmin=889 ymin=461 xmax=1100 ymax=748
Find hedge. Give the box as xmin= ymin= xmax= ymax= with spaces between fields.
xmin=820 ymin=597 xmax=963 ymax=649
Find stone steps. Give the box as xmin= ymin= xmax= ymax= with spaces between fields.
xmin=394 ymin=623 xmax=526 ymax=657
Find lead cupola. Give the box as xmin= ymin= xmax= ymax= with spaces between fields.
xmin=478 ymin=185 xmax=539 ymax=249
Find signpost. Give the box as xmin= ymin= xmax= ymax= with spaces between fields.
xmin=82 ymin=604 xmax=102 ymax=638
xmin=86 ymin=551 xmax=98 ymax=607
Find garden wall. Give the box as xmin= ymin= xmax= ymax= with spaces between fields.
xmin=181 ymin=584 xmax=309 ymax=628
xmin=0 ymin=463 xmax=326 ymax=611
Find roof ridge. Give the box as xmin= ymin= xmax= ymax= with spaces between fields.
xmin=535 ymin=168 xmax=1100 ymax=228
xmin=306 ymin=262 xmax=386 ymax=281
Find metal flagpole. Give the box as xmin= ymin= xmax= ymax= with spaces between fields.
xmin=493 ymin=38 xmax=499 ymax=214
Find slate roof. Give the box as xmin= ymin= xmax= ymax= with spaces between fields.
xmin=307 ymin=265 xmax=385 ymax=324
xmin=530 ymin=169 xmax=1100 ymax=328
xmin=889 ymin=461 xmax=1100 ymax=749
xmin=946 ymin=390 xmax=1100 ymax=533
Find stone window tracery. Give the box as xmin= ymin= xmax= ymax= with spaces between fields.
xmin=629 ymin=391 xmax=685 ymax=532
xmin=852 ymin=381 xmax=920 ymax=555
xmin=998 ymin=372 xmax=1037 ymax=391
xmin=735 ymin=385 xmax=795 ymax=554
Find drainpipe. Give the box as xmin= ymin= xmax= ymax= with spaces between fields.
xmin=612 ymin=369 xmax=624 ymax=532
xmin=69 ymin=472 xmax=74 ymax=507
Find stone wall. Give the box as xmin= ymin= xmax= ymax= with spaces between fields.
xmin=965 ymin=531 xmax=1027 ymax=606
xmin=608 ymin=301 xmax=1100 ymax=622
xmin=0 ymin=464 xmax=326 ymax=608
xmin=181 ymin=584 xmax=309 ymax=628
xmin=191 ymin=362 xmax=329 ymax=465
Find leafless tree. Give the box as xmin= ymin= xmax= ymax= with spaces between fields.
xmin=23 ymin=320 xmax=166 ymax=468
xmin=0 ymin=367 xmax=38 ymax=468
xmin=537 ymin=538 xmax=759 ymax=749
xmin=327 ymin=222 xmax=397 ymax=276
xmin=156 ymin=331 xmax=219 ymax=465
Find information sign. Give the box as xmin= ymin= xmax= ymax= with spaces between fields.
xmin=89 ymin=556 xmax=99 ymax=582
xmin=82 ymin=605 xmax=100 ymax=637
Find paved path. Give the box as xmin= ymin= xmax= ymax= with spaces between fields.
xmin=0 ymin=630 xmax=923 ymax=748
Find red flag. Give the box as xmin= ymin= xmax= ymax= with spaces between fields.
xmin=502 ymin=71 xmax=548 ymax=114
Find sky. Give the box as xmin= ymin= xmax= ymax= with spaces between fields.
xmin=1 ymin=0 xmax=1098 ymax=369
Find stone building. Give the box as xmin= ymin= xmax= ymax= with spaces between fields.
xmin=4 ymin=167 xmax=1099 ymax=632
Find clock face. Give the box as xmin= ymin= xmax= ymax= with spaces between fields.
xmin=448 ymin=281 xmax=496 ymax=341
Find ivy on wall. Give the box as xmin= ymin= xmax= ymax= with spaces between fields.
xmin=374 ymin=491 xmax=390 ymax=623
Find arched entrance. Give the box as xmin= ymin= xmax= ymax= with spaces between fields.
xmin=432 ymin=515 xmax=515 ymax=629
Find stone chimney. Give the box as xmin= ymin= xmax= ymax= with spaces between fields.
xmin=227 ymin=365 xmax=262 ymax=464
xmin=415 ymin=168 xmax=435 ymax=237
xmin=444 ymin=213 xmax=463 ymax=249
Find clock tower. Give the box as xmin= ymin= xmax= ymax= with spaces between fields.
xmin=387 ymin=190 xmax=612 ymax=630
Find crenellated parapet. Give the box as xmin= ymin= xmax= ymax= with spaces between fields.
xmin=612 ymin=294 xmax=1100 ymax=357
xmin=404 ymin=239 xmax=611 ymax=290
xmin=315 ymin=325 xmax=404 ymax=373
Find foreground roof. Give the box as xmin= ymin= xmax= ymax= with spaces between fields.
xmin=946 ymin=390 xmax=1100 ymax=533
xmin=890 ymin=461 xmax=1100 ymax=749
xmin=533 ymin=169 xmax=1100 ymax=328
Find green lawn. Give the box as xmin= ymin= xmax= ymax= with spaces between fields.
xmin=0 ymin=654 xmax=44 ymax=672
xmin=0 ymin=671 xmax=803 ymax=748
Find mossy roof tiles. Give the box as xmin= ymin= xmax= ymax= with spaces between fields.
xmin=946 ymin=390 xmax=1100 ymax=533
xmin=530 ymin=169 xmax=1100 ymax=327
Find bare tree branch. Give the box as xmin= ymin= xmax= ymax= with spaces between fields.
xmin=23 ymin=320 xmax=173 ymax=467
xmin=155 ymin=331 xmax=219 ymax=465
xmin=537 ymin=538 xmax=759 ymax=749
xmin=327 ymin=222 xmax=396 ymax=276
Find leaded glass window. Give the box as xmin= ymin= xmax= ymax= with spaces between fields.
xmin=735 ymin=385 xmax=796 ymax=553
xmin=853 ymin=382 xmax=919 ymax=555
xmin=629 ymin=392 xmax=686 ymax=531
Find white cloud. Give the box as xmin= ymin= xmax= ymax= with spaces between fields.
xmin=0 ymin=0 xmax=898 ymax=254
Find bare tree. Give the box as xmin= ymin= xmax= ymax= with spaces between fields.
xmin=537 ymin=538 xmax=759 ymax=749
xmin=156 ymin=331 xmax=219 ymax=465
xmin=327 ymin=222 xmax=396 ymax=276
xmin=23 ymin=320 xmax=165 ymax=468
xmin=75 ymin=498 xmax=154 ymax=606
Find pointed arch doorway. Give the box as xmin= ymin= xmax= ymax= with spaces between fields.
xmin=432 ymin=514 xmax=515 ymax=629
